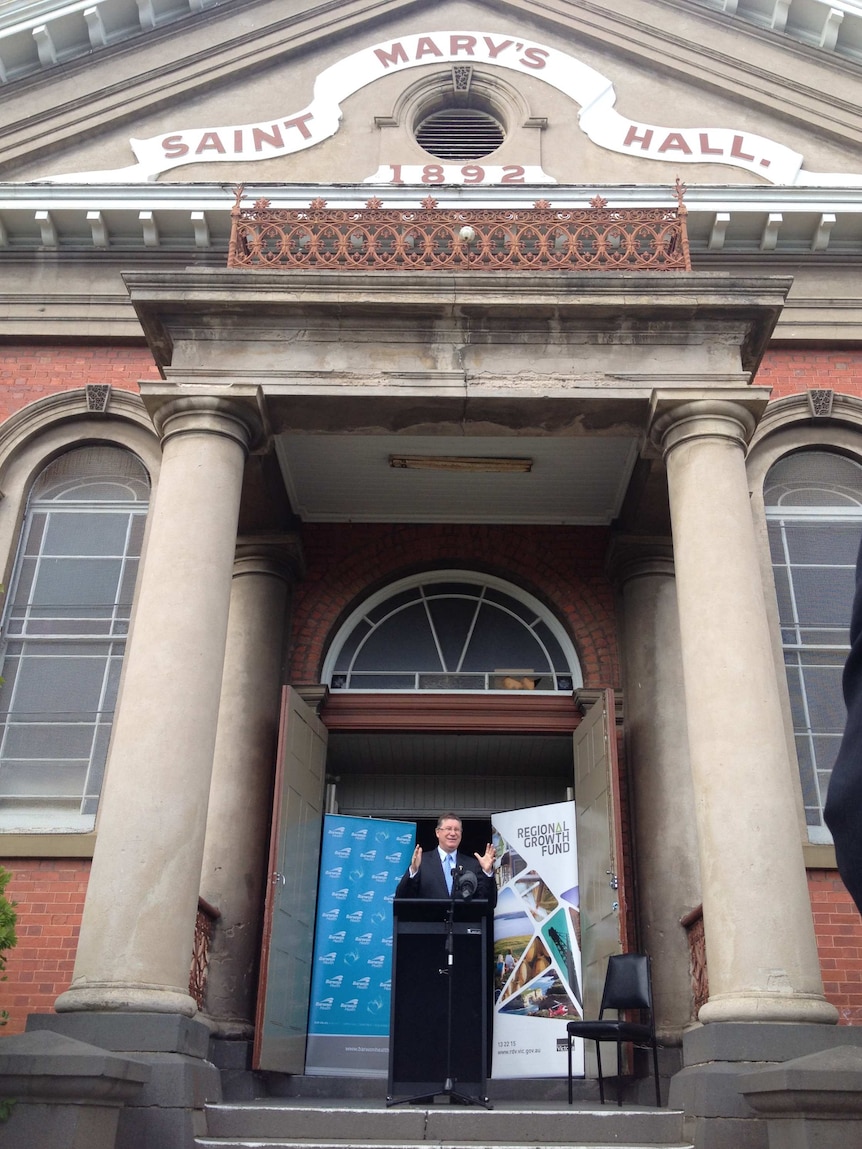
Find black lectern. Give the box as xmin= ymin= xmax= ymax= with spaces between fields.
xmin=387 ymin=897 xmax=491 ymax=1107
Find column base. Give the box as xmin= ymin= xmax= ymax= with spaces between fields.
xmin=699 ymin=992 xmax=839 ymax=1025
xmin=55 ymin=984 xmax=198 ymax=1016
xmin=670 ymin=1022 xmax=862 ymax=1149
xmin=201 ymin=1011 xmax=255 ymax=1040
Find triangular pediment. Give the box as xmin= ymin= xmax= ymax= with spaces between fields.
xmin=3 ymin=0 xmax=862 ymax=187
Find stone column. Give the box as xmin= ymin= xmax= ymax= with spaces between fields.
xmin=652 ymin=399 xmax=837 ymax=1025
xmin=199 ymin=537 xmax=305 ymax=1036
xmin=56 ymin=397 xmax=260 ymax=1016
xmin=608 ymin=540 xmax=702 ymax=1042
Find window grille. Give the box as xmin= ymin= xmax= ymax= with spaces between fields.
xmin=0 ymin=446 xmax=150 ymax=832
xmin=764 ymin=450 xmax=862 ymax=843
xmin=415 ymin=107 xmax=505 ymax=160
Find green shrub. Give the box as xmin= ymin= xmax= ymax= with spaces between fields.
xmin=0 ymin=867 xmax=17 ymax=1121
xmin=0 ymin=866 xmax=17 ymax=1026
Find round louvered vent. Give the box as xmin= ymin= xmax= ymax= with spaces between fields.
xmin=415 ymin=107 xmax=505 ymax=160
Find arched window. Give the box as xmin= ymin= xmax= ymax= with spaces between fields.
xmin=324 ymin=573 xmax=580 ymax=693
xmin=764 ymin=450 xmax=862 ymax=843
xmin=0 ymin=446 xmax=150 ymax=832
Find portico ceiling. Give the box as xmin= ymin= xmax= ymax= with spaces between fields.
xmin=274 ymin=432 xmax=640 ymax=524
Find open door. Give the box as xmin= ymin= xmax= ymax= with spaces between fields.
xmin=574 ymin=689 xmax=627 ymax=1023
xmin=253 ymin=686 xmax=328 ymax=1072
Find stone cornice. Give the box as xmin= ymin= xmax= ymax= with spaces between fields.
xmin=121 ymin=267 xmax=790 ymax=379
xmin=3 ymin=0 xmax=862 ymax=177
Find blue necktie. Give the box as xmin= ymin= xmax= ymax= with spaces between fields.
xmin=445 ymin=853 xmax=454 ymax=894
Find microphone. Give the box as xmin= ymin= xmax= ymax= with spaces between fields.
xmin=454 ymin=866 xmax=478 ymax=900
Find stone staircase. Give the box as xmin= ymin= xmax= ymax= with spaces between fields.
xmin=195 ymin=1098 xmax=693 ymax=1149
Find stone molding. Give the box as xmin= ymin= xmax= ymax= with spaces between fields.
xmin=605 ymin=536 xmax=675 ymax=586
xmin=651 ymin=397 xmax=760 ymax=458
xmin=234 ymin=533 xmax=306 ymax=583
xmin=147 ymin=392 xmax=264 ymax=454
xmin=0 ymin=388 xmax=156 ymax=470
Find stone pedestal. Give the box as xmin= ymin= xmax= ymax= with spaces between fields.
xmin=0 ymin=1031 xmax=149 ymax=1149
xmin=670 ymin=1023 xmax=862 ymax=1149
xmin=26 ymin=1013 xmax=220 ymax=1149
xmin=740 ymin=1046 xmax=862 ymax=1149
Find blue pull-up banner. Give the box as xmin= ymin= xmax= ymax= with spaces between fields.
xmin=305 ymin=813 xmax=415 ymax=1077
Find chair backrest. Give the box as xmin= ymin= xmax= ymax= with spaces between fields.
xmin=599 ymin=953 xmax=653 ymax=1016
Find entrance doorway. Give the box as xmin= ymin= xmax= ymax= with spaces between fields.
xmin=255 ymin=688 xmax=624 ymax=1079
xmin=325 ymin=730 xmax=575 ymax=825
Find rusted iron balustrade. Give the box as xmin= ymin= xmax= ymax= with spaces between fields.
xmin=681 ymin=903 xmax=709 ymax=1019
xmin=189 ymin=896 xmax=220 ymax=1011
xmin=227 ymin=182 xmax=691 ymax=272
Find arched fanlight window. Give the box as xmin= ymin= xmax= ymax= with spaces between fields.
xmin=764 ymin=450 xmax=862 ymax=843
xmin=323 ymin=573 xmax=580 ymax=693
xmin=0 ymin=446 xmax=150 ymax=832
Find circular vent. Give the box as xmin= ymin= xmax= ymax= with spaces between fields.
xmin=415 ymin=107 xmax=505 ymax=161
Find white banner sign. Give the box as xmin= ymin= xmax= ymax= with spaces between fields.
xmin=491 ymin=800 xmax=583 ymax=1080
xmin=42 ymin=27 xmax=860 ymax=186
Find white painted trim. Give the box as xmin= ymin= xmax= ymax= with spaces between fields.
xmin=37 ymin=28 xmax=860 ymax=187
xmin=321 ymin=569 xmax=583 ymax=689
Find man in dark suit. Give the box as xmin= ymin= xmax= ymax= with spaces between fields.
xmin=392 ymin=813 xmax=497 ymax=1104
xmin=825 ymin=536 xmax=862 ymax=914
xmin=395 ymin=812 xmax=497 ymax=906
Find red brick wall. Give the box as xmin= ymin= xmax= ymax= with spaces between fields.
xmin=809 ymin=869 xmax=862 ymax=1025
xmin=6 ymin=345 xmax=862 ymax=412
xmin=2 ymin=859 xmax=857 ymax=1034
xmin=289 ymin=523 xmax=620 ymax=688
xmin=758 ymin=349 xmax=862 ymax=400
xmin=0 ymin=860 xmax=89 ymax=1035
xmin=0 ymin=345 xmax=157 ymax=421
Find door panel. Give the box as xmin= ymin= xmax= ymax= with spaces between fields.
xmin=574 ymin=689 xmax=626 ymax=1025
xmin=253 ymin=687 xmax=328 ymax=1072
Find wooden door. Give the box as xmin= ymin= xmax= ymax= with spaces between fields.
xmin=253 ymin=687 xmax=328 ymax=1071
xmin=574 ymin=689 xmax=627 ymax=1026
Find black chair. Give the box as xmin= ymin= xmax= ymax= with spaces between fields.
xmin=566 ymin=952 xmax=661 ymax=1107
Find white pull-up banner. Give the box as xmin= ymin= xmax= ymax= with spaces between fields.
xmin=491 ymin=800 xmax=584 ymax=1079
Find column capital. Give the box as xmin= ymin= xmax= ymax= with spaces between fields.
xmin=144 ymin=390 xmax=264 ymax=453
xmin=234 ymin=533 xmax=306 ymax=583
xmin=649 ymin=398 xmax=759 ymax=459
xmin=606 ymin=536 xmax=675 ymax=587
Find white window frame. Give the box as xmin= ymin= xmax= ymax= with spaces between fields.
xmin=0 ymin=450 xmax=150 ymax=832
xmin=322 ymin=570 xmax=582 ymax=693
xmin=747 ymin=400 xmax=862 ymax=850
xmin=0 ymin=390 xmax=160 ymax=839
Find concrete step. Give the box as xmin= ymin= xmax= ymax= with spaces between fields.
xmin=197 ymin=1143 xmax=693 ymax=1149
xmin=197 ymin=1100 xmax=692 ymax=1148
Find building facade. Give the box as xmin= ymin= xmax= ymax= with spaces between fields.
xmin=2 ymin=0 xmax=862 ymax=1145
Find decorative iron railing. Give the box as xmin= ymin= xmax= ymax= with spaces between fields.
xmin=681 ymin=904 xmax=708 ymax=1019
xmin=227 ymin=182 xmax=691 ymax=272
xmin=189 ymin=896 xmax=220 ymax=1011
